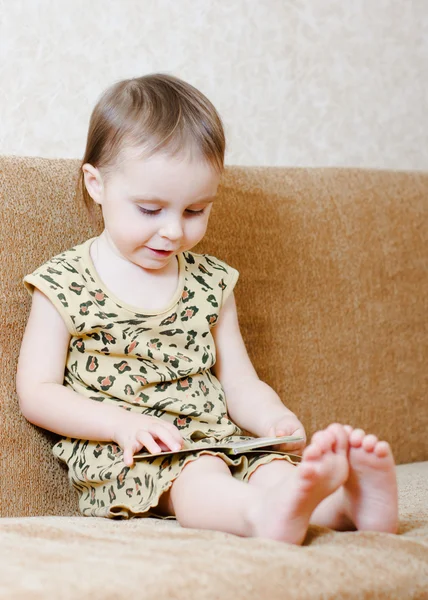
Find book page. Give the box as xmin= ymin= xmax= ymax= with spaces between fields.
xmin=134 ymin=435 xmax=304 ymax=459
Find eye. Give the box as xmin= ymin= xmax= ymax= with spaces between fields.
xmin=138 ymin=206 xmax=206 ymax=217
xmin=138 ymin=207 xmax=161 ymax=216
xmin=185 ymin=208 xmax=205 ymax=215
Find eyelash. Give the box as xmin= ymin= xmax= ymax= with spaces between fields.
xmin=138 ymin=207 xmax=205 ymax=217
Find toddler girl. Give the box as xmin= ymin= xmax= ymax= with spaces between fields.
xmin=17 ymin=73 xmax=398 ymax=544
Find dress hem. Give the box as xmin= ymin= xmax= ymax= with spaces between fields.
xmin=78 ymin=449 xmax=300 ymax=519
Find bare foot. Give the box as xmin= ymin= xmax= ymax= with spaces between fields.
xmin=247 ymin=424 xmax=349 ymax=544
xmin=342 ymin=426 xmax=399 ymax=533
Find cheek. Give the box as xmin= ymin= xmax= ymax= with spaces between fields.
xmin=104 ymin=204 xmax=145 ymax=240
xmin=188 ymin=217 xmax=209 ymax=239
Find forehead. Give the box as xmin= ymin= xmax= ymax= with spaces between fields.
xmin=113 ymin=148 xmax=221 ymax=200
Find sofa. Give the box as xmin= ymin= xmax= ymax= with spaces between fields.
xmin=1 ymin=155 xmax=427 ymax=599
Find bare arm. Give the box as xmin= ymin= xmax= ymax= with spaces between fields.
xmin=17 ymin=289 xmax=127 ymax=438
xmin=211 ymin=292 xmax=306 ymax=449
xmin=16 ymin=289 xmax=183 ymax=464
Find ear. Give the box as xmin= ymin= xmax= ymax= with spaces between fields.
xmin=82 ymin=163 xmax=104 ymax=205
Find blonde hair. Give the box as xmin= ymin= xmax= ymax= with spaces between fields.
xmin=77 ymin=73 xmax=226 ymax=217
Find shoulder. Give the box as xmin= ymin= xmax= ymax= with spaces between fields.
xmin=183 ymin=251 xmax=239 ymax=308
xmin=22 ymin=238 xmax=95 ymax=334
xmin=184 ymin=251 xmax=237 ymax=275
xmin=24 ymin=238 xmax=93 ymax=279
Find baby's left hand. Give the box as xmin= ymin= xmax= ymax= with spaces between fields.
xmin=266 ymin=414 xmax=307 ymax=455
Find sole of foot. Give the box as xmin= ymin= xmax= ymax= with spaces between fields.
xmin=248 ymin=424 xmax=349 ymax=544
xmin=342 ymin=425 xmax=399 ymax=534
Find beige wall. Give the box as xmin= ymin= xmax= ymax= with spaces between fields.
xmin=0 ymin=0 xmax=427 ymax=170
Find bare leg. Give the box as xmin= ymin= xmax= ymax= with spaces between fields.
xmin=158 ymin=454 xmax=261 ymax=537
xmin=158 ymin=425 xmax=349 ymax=545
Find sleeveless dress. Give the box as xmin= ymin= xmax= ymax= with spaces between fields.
xmin=23 ymin=237 xmax=297 ymax=518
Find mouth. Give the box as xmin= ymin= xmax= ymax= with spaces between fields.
xmin=147 ymin=247 xmax=175 ymax=257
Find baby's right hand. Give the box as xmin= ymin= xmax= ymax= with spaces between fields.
xmin=113 ymin=413 xmax=184 ymax=467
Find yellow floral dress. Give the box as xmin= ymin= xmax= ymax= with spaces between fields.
xmin=23 ymin=236 xmax=296 ymax=518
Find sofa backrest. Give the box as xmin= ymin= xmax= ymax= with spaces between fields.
xmin=1 ymin=156 xmax=427 ymax=517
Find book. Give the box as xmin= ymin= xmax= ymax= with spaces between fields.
xmin=134 ymin=435 xmax=304 ymax=459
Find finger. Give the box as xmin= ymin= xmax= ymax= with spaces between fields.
xmin=123 ymin=445 xmax=135 ymax=467
xmin=276 ymin=431 xmax=306 ymax=442
xmin=163 ymin=422 xmax=185 ymax=446
xmin=271 ymin=425 xmax=290 ymax=437
xmin=157 ymin=441 xmax=171 ymax=452
xmin=292 ymin=428 xmax=306 ymax=440
xmin=281 ymin=439 xmax=306 ymax=450
xmin=137 ymin=431 xmax=162 ymax=454
xmin=154 ymin=427 xmax=183 ymax=452
xmin=276 ymin=438 xmax=306 ymax=454
xmin=153 ymin=421 xmax=184 ymax=447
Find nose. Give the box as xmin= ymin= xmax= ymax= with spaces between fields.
xmin=159 ymin=217 xmax=183 ymax=241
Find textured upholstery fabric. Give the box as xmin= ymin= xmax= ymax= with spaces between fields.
xmin=0 ymin=464 xmax=427 ymax=599
xmin=0 ymin=156 xmax=427 ymax=598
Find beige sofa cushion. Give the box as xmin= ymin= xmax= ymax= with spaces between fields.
xmin=0 ymin=462 xmax=427 ymax=599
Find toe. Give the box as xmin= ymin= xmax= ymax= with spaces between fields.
xmin=362 ymin=434 xmax=378 ymax=452
xmin=349 ymin=428 xmax=365 ymax=447
xmin=343 ymin=425 xmax=353 ymax=435
xmin=327 ymin=423 xmax=349 ymax=453
xmin=303 ymin=442 xmax=322 ymax=461
xmin=311 ymin=430 xmax=334 ymax=453
xmin=374 ymin=440 xmax=391 ymax=458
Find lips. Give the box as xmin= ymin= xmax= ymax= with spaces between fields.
xmin=147 ymin=247 xmax=174 ymax=256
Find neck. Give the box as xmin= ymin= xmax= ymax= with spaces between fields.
xmin=98 ymin=230 xmax=130 ymax=264
xmin=95 ymin=230 xmax=179 ymax=280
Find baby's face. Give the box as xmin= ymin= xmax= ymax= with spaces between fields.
xmin=90 ymin=148 xmax=220 ymax=271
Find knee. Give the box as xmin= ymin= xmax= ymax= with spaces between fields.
xmin=167 ymin=454 xmax=230 ymax=515
xmin=248 ymin=458 xmax=296 ymax=487
xmin=179 ymin=453 xmax=230 ymax=479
